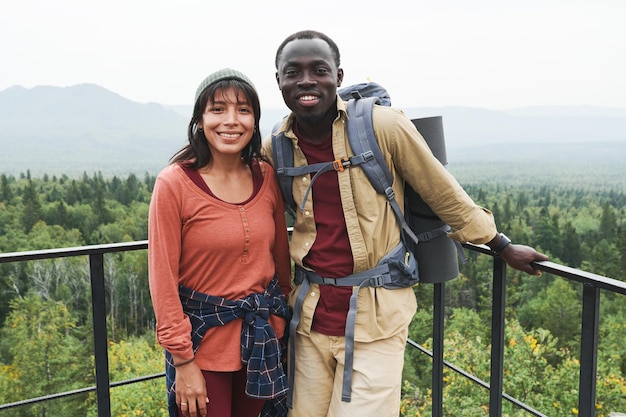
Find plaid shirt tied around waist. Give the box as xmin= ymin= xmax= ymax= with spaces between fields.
xmin=165 ymin=275 xmax=291 ymax=417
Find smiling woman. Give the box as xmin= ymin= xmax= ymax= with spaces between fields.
xmin=196 ymin=86 xmax=257 ymax=203
xmin=147 ymin=68 xmax=292 ymax=417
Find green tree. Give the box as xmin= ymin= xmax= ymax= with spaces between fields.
xmin=0 ymin=294 xmax=92 ymax=416
xmin=85 ymin=336 xmax=167 ymax=417
xmin=517 ymin=278 xmax=580 ymax=351
xmin=533 ymin=208 xmax=561 ymax=257
xmin=616 ymin=226 xmax=626 ymax=274
xmin=560 ymin=221 xmax=582 ymax=267
xmin=65 ymin=180 xmax=81 ymax=205
xmin=582 ymin=239 xmax=621 ymax=279
xmin=21 ymin=180 xmax=41 ymax=232
xmin=598 ymin=202 xmax=617 ymax=241
xmin=0 ymin=174 xmax=14 ymax=202
xmin=515 ymin=191 xmax=528 ymax=211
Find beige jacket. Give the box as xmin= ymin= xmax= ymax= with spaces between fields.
xmin=261 ymin=97 xmax=497 ymax=342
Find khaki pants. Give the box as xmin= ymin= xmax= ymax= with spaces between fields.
xmin=288 ymin=327 xmax=408 ymax=417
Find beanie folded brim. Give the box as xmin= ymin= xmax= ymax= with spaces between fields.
xmin=194 ymin=68 xmax=256 ymax=104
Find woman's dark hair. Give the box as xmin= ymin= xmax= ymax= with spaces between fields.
xmin=170 ymin=79 xmax=261 ymax=169
xmin=275 ymin=29 xmax=341 ymax=69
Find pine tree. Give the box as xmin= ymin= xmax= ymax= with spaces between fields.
xmin=599 ymin=202 xmax=617 ymax=241
xmin=21 ymin=180 xmax=41 ymax=232
xmin=1 ymin=174 xmax=13 ymax=202
xmin=561 ymin=221 xmax=582 ymax=267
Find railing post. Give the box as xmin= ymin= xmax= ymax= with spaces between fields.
xmin=431 ymin=282 xmax=445 ymax=417
xmin=489 ymin=256 xmax=507 ymax=417
xmin=89 ymin=253 xmax=111 ymax=417
xmin=578 ymin=283 xmax=600 ymax=417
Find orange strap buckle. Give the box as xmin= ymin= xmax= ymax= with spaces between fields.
xmin=333 ymin=157 xmax=350 ymax=172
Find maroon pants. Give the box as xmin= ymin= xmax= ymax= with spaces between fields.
xmin=178 ymin=368 xmax=265 ymax=417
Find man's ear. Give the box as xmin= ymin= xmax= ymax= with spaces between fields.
xmin=275 ymin=72 xmax=281 ymax=90
xmin=337 ymin=68 xmax=344 ymax=88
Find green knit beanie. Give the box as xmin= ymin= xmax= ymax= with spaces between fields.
xmin=194 ymin=68 xmax=257 ymax=105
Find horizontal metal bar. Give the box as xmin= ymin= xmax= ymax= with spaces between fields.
xmin=0 ymin=241 xmax=149 ymax=263
xmin=4 ymin=241 xmax=622 ymax=294
xmin=462 ymin=243 xmax=626 ymax=295
xmin=0 ymin=373 xmax=164 ymax=411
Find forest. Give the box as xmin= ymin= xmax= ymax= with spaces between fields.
xmin=0 ymin=169 xmax=625 ymax=416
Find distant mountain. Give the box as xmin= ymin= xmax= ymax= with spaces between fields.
xmin=0 ymin=84 xmax=188 ymax=177
xmin=1 ymin=84 xmax=625 ymax=178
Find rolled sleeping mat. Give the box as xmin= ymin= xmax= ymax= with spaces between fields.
xmin=407 ymin=116 xmax=460 ymax=283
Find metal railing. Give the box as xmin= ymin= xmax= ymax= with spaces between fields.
xmin=0 ymin=241 xmax=149 ymax=416
xmin=424 ymin=243 xmax=626 ymax=417
xmin=1 ymin=241 xmax=625 ymax=417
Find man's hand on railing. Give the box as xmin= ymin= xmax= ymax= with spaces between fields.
xmin=500 ymin=244 xmax=549 ymax=276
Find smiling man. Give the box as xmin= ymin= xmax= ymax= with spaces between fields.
xmin=262 ymin=29 xmax=548 ymax=417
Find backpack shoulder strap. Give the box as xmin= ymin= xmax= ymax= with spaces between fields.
xmin=345 ymin=97 xmax=393 ymax=193
xmin=271 ymin=120 xmax=297 ymax=214
xmin=345 ymin=98 xmax=419 ymax=247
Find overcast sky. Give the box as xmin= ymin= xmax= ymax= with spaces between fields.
xmin=1 ymin=0 xmax=625 ymax=111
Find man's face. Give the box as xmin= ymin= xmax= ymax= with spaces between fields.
xmin=275 ymin=38 xmax=343 ymax=123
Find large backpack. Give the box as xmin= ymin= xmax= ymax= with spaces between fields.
xmin=271 ymin=82 xmax=463 ymax=284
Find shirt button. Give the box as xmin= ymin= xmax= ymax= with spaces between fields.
xmin=301 ymin=177 xmax=307 ymax=182
xmin=304 ymin=210 xmax=310 ymax=216
xmin=310 ymin=292 xmax=316 ymax=297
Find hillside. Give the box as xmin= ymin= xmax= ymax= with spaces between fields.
xmin=1 ymin=84 xmax=626 ymax=179
xmin=0 ymin=84 xmax=187 ymax=177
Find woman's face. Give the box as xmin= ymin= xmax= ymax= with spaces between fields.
xmin=199 ymin=87 xmax=255 ymax=158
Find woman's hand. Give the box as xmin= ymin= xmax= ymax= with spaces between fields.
xmin=175 ymin=360 xmax=209 ymax=417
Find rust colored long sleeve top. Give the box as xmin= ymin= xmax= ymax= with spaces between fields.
xmin=148 ymin=161 xmax=292 ymax=371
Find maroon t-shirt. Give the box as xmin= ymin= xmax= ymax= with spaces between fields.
xmin=295 ymin=123 xmax=354 ymax=336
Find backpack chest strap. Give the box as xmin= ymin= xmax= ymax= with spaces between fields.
xmin=283 ymin=151 xmax=375 ymax=211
